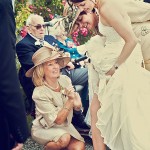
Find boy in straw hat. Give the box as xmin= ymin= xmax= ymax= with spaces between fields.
xmin=26 ymin=46 xmax=85 ymax=149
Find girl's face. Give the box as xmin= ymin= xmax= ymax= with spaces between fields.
xmin=43 ymin=60 xmax=60 ymax=79
xmin=74 ymin=0 xmax=95 ymax=12
xmin=74 ymin=12 xmax=97 ymax=31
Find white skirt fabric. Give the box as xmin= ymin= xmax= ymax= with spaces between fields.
xmin=96 ymin=63 xmax=150 ymax=150
xmin=86 ymin=35 xmax=150 ymax=150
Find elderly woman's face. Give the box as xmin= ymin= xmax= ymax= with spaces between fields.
xmin=74 ymin=12 xmax=97 ymax=31
xmin=74 ymin=0 xmax=95 ymax=12
xmin=43 ymin=60 xmax=60 ymax=79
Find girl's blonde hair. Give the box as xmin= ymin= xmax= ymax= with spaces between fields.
xmin=32 ymin=64 xmax=45 ymax=87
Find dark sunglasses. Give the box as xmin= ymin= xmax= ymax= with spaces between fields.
xmin=30 ymin=24 xmax=46 ymax=30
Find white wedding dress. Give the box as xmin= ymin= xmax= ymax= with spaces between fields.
xmin=85 ymin=22 xmax=150 ymax=150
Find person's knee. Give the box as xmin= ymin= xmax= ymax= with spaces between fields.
xmin=58 ymin=133 xmax=71 ymax=148
xmin=73 ymin=142 xmax=85 ymax=150
xmin=68 ymin=141 xmax=85 ymax=150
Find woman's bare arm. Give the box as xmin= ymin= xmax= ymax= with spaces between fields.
xmin=99 ymin=2 xmax=138 ymax=75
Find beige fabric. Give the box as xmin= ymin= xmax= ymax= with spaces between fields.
xmin=96 ymin=0 xmax=150 ymax=23
xmin=132 ymin=21 xmax=150 ymax=71
xmin=26 ymin=47 xmax=70 ymax=77
xmin=124 ymin=0 xmax=150 ymax=22
xmin=86 ymin=30 xmax=150 ymax=149
xmin=31 ymin=75 xmax=84 ymax=145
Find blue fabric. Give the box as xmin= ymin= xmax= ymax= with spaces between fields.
xmin=57 ymin=38 xmax=82 ymax=59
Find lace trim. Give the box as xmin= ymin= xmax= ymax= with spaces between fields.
xmin=141 ymin=26 xmax=150 ymax=36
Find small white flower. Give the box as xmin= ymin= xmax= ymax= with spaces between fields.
xmin=35 ymin=40 xmax=41 ymax=46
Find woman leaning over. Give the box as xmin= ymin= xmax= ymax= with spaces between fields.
xmin=67 ymin=0 xmax=150 ymax=150
xmin=25 ymin=46 xmax=85 ymax=150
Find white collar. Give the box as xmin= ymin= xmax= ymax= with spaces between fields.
xmin=28 ymin=32 xmax=44 ymax=41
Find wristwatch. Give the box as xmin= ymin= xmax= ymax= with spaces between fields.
xmin=114 ymin=64 xmax=119 ymax=70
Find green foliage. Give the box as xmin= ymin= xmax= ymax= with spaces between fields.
xmin=15 ymin=2 xmax=31 ymax=36
xmin=30 ymin=0 xmax=64 ymax=21
xmin=15 ymin=0 xmax=64 ymax=36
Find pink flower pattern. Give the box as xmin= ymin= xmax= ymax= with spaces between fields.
xmin=20 ymin=26 xmax=28 ymax=38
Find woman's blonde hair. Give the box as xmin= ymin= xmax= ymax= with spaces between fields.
xmin=32 ymin=64 xmax=45 ymax=87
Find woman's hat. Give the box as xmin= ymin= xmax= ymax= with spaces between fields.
xmin=45 ymin=3 xmax=80 ymax=36
xmin=25 ymin=46 xmax=70 ymax=77
xmin=63 ymin=4 xmax=81 ymax=35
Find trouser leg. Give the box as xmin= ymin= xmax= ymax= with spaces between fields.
xmin=0 ymin=112 xmax=12 ymax=150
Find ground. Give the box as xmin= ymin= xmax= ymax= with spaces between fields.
xmin=23 ymin=136 xmax=93 ymax=150
xmin=24 ymin=114 xmax=94 ymax=150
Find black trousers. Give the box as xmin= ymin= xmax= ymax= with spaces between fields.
xmin=144 ymin=0 xmax=150 ymax=3
xmin=0 ymin=112 xmax=16 ymax=150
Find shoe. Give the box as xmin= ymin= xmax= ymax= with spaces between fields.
xmin=72 ymin=111 xmax=90 ymax=132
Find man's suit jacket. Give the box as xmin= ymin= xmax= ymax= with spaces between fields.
xmin=0 ymin=0 xmax=29 ymax=149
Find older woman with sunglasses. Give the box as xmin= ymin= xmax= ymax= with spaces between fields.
xmin=26 ymin=46 xmax=85 ymax=150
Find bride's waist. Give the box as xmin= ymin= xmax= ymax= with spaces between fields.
xmin=105 ymin=39 xmax=124 ymax=46
xmin=92 ymin=55 xmax=143 ymax=75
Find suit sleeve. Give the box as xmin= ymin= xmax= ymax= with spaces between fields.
xmin=16 ymin=42 xmax=35 ymax=71
xmin=0 ymin=0 xmax=29 ymax=143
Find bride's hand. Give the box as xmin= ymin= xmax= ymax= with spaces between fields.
xmin=106 ymin=67 xmax=115 ymax=76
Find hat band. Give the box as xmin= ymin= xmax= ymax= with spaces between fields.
xmin=33 ymin=50 xmax=60 ymax=65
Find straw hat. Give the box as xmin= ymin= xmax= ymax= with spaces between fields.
xmin=63 ymin=4 xmax=81 ymax=35
xmin=45 ymin=4 xmax=80 ymax=36
xmin=26 ymin=46 xmax=70 ymax=77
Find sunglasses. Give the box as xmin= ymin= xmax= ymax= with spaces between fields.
xmin=30 ymin=24 xmax=46 ymax=30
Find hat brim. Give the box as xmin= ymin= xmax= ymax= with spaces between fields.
xmin=63 ymin=4 xmax=81 ymax=35
xmin=68 ymin=9 xmax=81 ymax=35
xmin=25 ymin=55 xmax=70 ymax=77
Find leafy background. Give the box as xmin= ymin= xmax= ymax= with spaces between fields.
xmin=15 ymin=0 xmax=92 ymax=45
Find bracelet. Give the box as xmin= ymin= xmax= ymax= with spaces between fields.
xmin=63 ymin=107 xmax=70 ymax=112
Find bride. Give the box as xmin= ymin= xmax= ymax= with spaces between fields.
xmin=67 ymin=0 xmax=150 ymax=150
